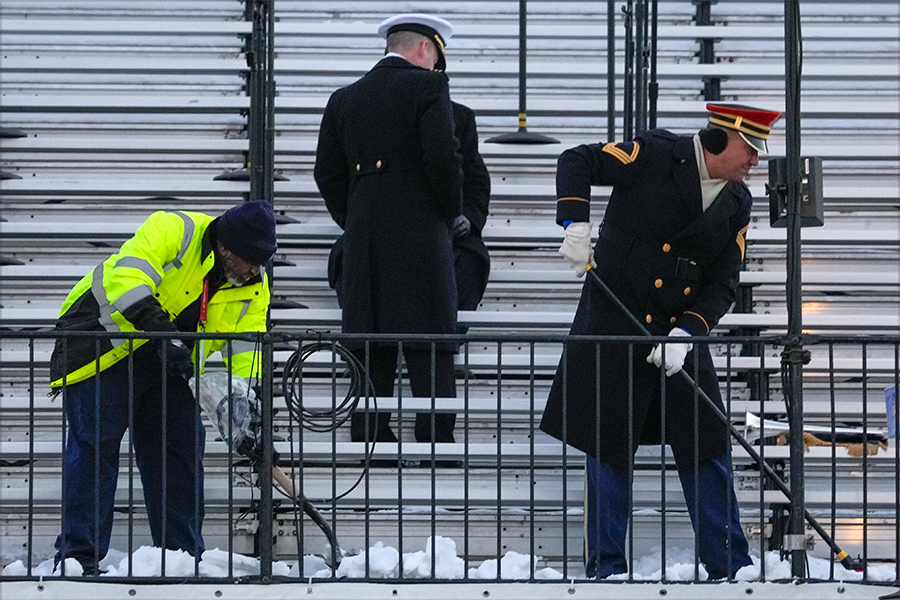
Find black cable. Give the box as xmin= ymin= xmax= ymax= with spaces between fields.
xmin=280 ymin=339 xmax=377 ymax=502
xmin=282 ymin=340 xmax=369 ymax=433
xmin=233 ymin=338 xmax=377 ymax=568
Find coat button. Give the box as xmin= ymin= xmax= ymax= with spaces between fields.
xmin=645 ymin=314 xmax=652 ymax=324
xmin=670 ymin=317 xmax=677 ymax=325
xmin=355 ymin=164 xmax=361 ymax=171
xmin=662 ymin=243 xmax=671 ymax=253
xmin=684 ymin=287 xmax=691 ymax=295
xmin=654 ymin=278 xmax=663 ymax=288
xmin=376 ymin=160 xmax=383 ymax=169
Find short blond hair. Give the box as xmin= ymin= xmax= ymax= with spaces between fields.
xmin=386 ymin=30 xmax=430 ymax=54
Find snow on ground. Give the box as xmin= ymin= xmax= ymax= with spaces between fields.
xmin=2 ymin=536 xmax=896 ymax=583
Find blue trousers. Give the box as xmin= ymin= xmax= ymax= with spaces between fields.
xmin=54 ymin=345 xmax=206 ymax=569
xmin=584 ymin=453 xmax=751 ymax=579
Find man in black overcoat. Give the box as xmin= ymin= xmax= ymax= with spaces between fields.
xmin=327 ymin=99 xmax=491 ymax=444
xmin=448 ymin=101 xmax=491 ymax=317
xmin=314 ymin=14 xmax=462 ymax=445
xmin=539 ymin=104 xmax=782 ymax=579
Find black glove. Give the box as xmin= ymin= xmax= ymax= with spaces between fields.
xmin=450 ymin=215 xmax=471 ymax=240
xmin=164 ymin=341 xmax=194 ymax=381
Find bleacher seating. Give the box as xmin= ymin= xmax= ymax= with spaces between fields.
xmin=1 ymin=0 xmax=899 ymax=576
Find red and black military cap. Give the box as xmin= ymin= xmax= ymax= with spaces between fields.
xmin=706 ymin=103 xmax=783 ymax=154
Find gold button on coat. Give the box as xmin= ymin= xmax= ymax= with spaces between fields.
xmin=670 ymin=317 xmax=677 ymax=324
xmin=645 ymin=314 xmax=652 ymax=324
xmin=654 ymin=279 xmax=663 ymax=288
xmin=355 ymin=164 xmax=361 ymax=171
xmin=662 ymin=243 xmax=671 ymax=253
xmin=684 ymin=287 xmax=691 ymax=295
xmin=376 ymin=160 xmax=383 ymax=168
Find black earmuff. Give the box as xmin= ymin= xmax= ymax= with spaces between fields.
xmin=699 ymin=128 xmax=728 ymax=155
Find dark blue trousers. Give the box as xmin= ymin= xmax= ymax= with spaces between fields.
xmin=584 ymin=453 xmax=751 ymax=579
xmin=54 ymin=345 xmax=205 ymax=569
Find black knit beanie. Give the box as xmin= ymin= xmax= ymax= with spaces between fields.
xmin=216 ymin=200 xmax=277 ymax=265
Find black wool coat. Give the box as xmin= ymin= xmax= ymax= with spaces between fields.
xmin=314 ymin=56 xmax=463 ymax=347
xmin=450 ymin=101 xmax=491 ymax=285
xmin=539 ymin=129 xmax=752 ymax=470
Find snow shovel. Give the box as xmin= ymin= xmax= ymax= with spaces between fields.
xmin=192 ymin=372 xmax=343 ymax=569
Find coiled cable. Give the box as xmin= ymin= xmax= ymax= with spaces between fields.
xmin=280 ymin=339 xmax=378 ymax=502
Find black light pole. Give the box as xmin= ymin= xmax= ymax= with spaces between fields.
xmin=784 ymin=0 xmax=807 ymax=579
xmin=648 ymin=0 xmax=659 ymax=129
xmin=633 ymin=0 xmax=649 ymax=135
xmin=263 ymin=0 xmax=277 ymax=205
xmin=606 ymin=0 xmax=616 ymax=140
xmin=621 ymin=0 xmax=634 ymax=141
xmin=486 ymin=0 xmax=557 ymax=143
xmin=247 ymin=0 xmax=267 ymax=199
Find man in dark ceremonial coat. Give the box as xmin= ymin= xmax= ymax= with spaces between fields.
xmin=448 ymin=101 xmax=491 ymax=317
xmin=314 ymin=14 xmax=462 ymax=445
xmin=539 ymin=104 xmax=782 ymax=579
xmin=327 ymin=98 xmax=490 ymax=445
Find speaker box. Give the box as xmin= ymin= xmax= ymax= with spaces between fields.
xmin=768 ymin=157 xmax=824 ymax=227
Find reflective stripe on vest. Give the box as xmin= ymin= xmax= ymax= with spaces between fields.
xmin=115 ymin=255 xmax=163 ymax=287
xmin=164 ymin=211 xmax=195 ymax=272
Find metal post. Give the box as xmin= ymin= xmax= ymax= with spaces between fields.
xmin=784 ymin=0 xmax=806 ymax=579
xmin=258 ymin=333 xmax=275 ymax=579
xmin=622 ymin=0 xmax=634 ymax=141
xmin=696 ymin=1 xmax=720 ymax=101
xmin=486 ymin=1 xmax=557 ymax=143
xmin=264 ymin=0 xmax=276 ymax=204
xmin=633 ymin=0 xmax=648 ymax=134
xmin=218 ymin=1 xmax=284 ymax=187
xmin=249 ymin=1 xmax=266 ymax=199
xmin=263 ymin=1 xmax=277 ymax=302
xmin=648 ymin=0 xmax=659 ymax=129
xmin=607 ymin=0 xmax=616 ymax=140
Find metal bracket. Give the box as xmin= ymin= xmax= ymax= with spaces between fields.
xmin=744 ymin=523 xmax=773 ymax=541
xmin=783 ymin=533 xmax=815 ymax=551
xmin=781 ymin=346 xmax=811 ymax=366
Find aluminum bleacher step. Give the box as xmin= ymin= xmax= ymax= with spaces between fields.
xmin=2 ymin=342 xmax=899 ymax=374
xmin=4 ymin=218 xmax=899 ymax=247
xmin=2 ymin=438 xmax=895 ymax=466
xmin=4 ymin=263 xmax=898 ymax=287
xmin=2 ymin=390 xmax=891 ymax=424
xmin=3 ymin=304 xmax=900 ymax=332
xmin=4 ymin=94 xmax=897 ymax=125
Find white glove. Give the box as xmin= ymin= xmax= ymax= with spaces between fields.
xmin=646 ymin=327 xmax=692 ymax=376
xmin=558 ymin=222 xmax=596 ymax=277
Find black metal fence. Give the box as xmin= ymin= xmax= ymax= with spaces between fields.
xmin=1 ymin=329 xmax=898 ymax=586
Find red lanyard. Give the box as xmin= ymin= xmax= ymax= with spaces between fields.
xmin=199 ymin=279 xmax=209 ymax=325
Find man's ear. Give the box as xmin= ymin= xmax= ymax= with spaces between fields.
xmin=699 ymin=128 xmax=729 ymax=155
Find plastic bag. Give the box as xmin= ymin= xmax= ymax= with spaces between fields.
xmin=190 ymin=372 xmax=255 ymax=452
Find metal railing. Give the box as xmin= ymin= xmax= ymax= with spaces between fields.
xmin=0 ymin=329 xmax=898 ymax=586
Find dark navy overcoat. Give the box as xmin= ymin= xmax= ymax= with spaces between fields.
xmin=314 ymin=56 xmax=463 ymax=347
xmin=450 ymin=102 xmax=491 ymax=291
xmin=539 ymin=129 xmax=752 ymax=470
